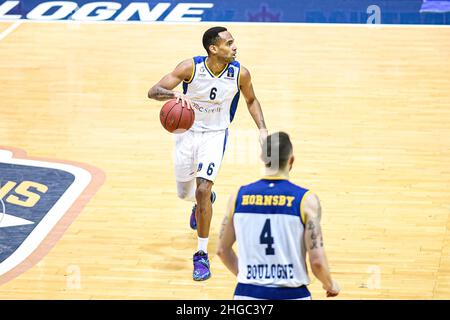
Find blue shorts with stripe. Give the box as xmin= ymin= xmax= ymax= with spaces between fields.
xmin=233 ymin=283 xmax=311 ymax=300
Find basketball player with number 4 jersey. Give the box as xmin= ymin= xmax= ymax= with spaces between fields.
xmin=217 ymin=132 xmax=340 ymax=299
xmin=148 ymin=27 xmax=268 ymax=281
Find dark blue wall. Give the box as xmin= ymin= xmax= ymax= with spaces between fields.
xmin=1 ymin=0 xmax=449 ymax=24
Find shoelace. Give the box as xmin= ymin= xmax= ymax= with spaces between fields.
xmin=195 ymin=256 xmax=209 ymax=267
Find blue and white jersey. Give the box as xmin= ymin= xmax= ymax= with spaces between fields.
xmin=232 ymin=177 xmax=311 ymax=288
xmin=183 ymin=56 xmax=241 ymax=132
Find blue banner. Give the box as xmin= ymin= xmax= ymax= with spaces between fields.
xmin=0 ymin=0 xmax=449 ymax=24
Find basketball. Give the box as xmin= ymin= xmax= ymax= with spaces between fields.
xmin=159 ymin=99 xmax=195 ymax=133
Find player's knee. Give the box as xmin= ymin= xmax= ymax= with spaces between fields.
xmin=195 ymin=184 xmax=211 ymax=201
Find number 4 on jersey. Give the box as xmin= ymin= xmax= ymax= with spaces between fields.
xmin=260 ymin=219 xmax=275 ymax=255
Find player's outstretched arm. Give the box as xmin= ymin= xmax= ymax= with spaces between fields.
xmin=216 ymin=193 xmax=238 ymax=276
xmin=239 ymin=66 xmax=268 ymax=145
xmin=303 ymin=192 xmax=340 ymax=298
xmin=148 ymin=59 xmax=194 ymax=108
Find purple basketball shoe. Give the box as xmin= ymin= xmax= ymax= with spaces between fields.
xmin=193 ymin=250 xmax=211 ymax=281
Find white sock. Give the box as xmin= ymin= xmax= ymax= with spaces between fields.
xmin=197 ymin=237 xmax=209 ymax=253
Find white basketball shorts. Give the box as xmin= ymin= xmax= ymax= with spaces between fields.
xmin=173 ymin=129 xmax=229 ymax=183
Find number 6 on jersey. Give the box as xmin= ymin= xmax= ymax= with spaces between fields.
xmin=210 ymin=87 xmax=217 ymax=100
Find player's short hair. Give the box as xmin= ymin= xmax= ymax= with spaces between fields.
xmin=202 ymin=26 xmax=228 ymax=54
xmin=261 ymin=132 xmax=293 ymax=169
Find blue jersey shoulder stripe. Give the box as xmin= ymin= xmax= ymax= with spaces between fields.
xmin=234 ymin=179 xmax=309 ymax=218
xmin=194 ymin=56 xmax=204 ymax=64
xmin=184 ymin=56 xmax=201 ymax=85
xmin=230 ymin=60 xmax=241 ymax=90
xmin=230 ymin=60 xmax=240 ymax=67
xmin=229 ymin=91 xmax=240 ymax=123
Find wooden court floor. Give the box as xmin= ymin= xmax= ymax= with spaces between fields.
xmin=0 ymin=22 xmax=449 ymax=299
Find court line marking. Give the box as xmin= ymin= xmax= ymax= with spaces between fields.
xmin=0 ymin=20 xmax=22 ymax=41
xmin=0 ymin=18 xmax=449 ymax=28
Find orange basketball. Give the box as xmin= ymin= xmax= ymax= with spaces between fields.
xmin=159 ymin=99 xmax=195 ymax=133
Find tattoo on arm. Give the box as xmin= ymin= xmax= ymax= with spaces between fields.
xmin=308 ymin=219 xmax=323 ymax=250
xmin=153 ymin=87 xmax=175 ymax=100
xmin=219 ymin=216 xmax=228 ymax=239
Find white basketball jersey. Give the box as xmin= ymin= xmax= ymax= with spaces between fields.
xmin=233 ymin=178 xmax=311 ymax=288
xmin=182 ymin=56 xmax=241 ymax=132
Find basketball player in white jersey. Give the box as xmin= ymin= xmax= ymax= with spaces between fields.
xmin=216 ymin=132 xmax=340 ymax=299
xmin=148 ymin=27 xmax=268 ymax=281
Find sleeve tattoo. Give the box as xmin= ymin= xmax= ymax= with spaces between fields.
xmin=153 ymin=87 xmax=175 ymax=100
xmin=219 ymin=215 xmax=228 ymax=239
xmin=307 ymin=219 xmax=324 ymax=250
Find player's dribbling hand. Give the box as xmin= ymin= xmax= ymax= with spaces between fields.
xmin=174 ymin=92 xmax=193 ymax=110
xmin=324 ymin=280 xmax=340 ymax=298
